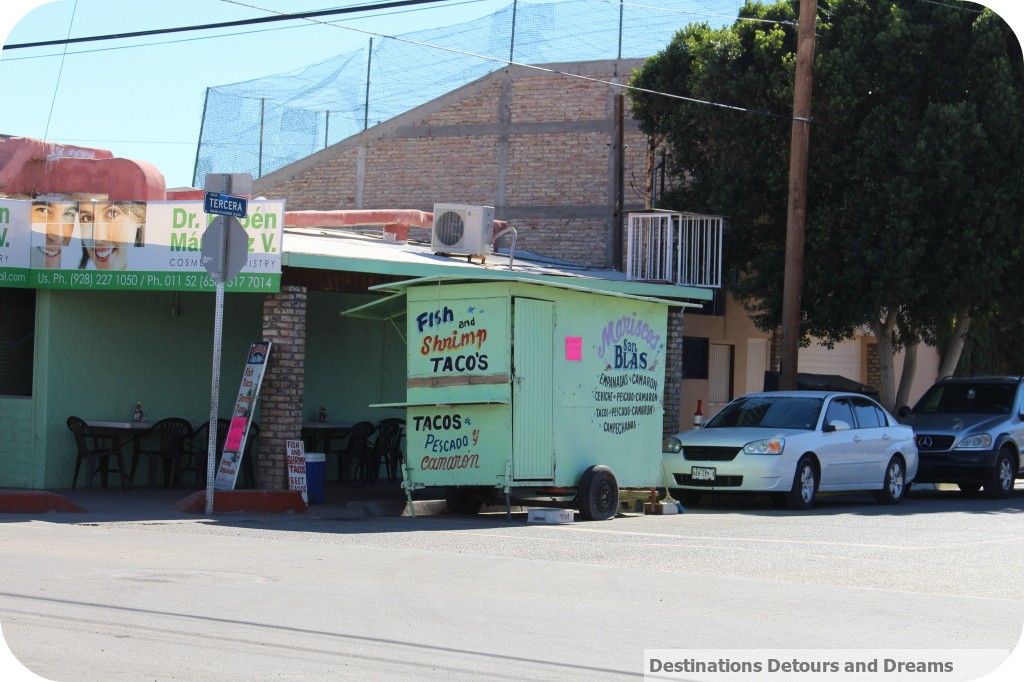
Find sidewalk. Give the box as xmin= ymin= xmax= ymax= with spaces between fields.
xmin=0 ymin=481 xmax=448 ymax=520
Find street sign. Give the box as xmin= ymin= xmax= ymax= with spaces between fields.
xmin=204 ymin=192 xmax=248 ymax=219
xmin=201 ymin=215 xmax=248 ymax=282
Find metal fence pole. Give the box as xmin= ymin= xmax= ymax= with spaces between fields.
xmin=364 ymin=38 xmax=373 ymax=130
xmin=192 ymin=88 xmax=210 ymax=187
xmin=258 ymin=98 xmax=265 ymax=178
xmin=618 ymin=1 xmax=624 ymax=60
xmin=509 ymin=0 xmax=518 ymax=63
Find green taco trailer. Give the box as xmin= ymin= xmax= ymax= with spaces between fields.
xmin=364 ymin=276 xmax=677 ymax=520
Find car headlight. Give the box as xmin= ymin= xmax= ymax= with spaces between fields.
xmin=957 ymin=433 xmax=993 ymax=450
xmin=662 ymin=436 xmax=683 ymax=454
xmin=743 ymin=438 xmax=784 ymax=455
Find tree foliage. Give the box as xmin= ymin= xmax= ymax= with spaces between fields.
xmin=631 ymin=0 xmax=1024 ymax=406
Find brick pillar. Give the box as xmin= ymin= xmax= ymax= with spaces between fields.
xmin=257 ymin=286 xmax=307 ymax=490
xmin=663 ymin=307 xmax=685 ymax=437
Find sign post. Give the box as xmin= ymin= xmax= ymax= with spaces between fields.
xmin=202 ymin=172 xmax=252 ymax=514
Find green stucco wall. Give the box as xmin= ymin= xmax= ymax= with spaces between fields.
xmin=0 ymin=287 xmax=408 ymax=490
xmin=22 ymin=289 xmax=264 ymax=489
xmin=304 ymin=291 xmax=406 ymax=426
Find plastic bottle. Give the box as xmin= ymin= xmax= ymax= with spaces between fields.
xmin=134 ymin=402 xmax=145 ymax=423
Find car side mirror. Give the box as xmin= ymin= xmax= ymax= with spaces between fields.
xmin=897 ymin=406 xmax=911 ymax=419
xmin=823 ymin=420 xmax=851 ymax=433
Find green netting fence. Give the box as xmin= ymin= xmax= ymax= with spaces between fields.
xmin=193 ymin=0 xmax=745 ymax=186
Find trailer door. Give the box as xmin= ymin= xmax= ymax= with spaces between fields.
xmin=512 ymin=298 xmax=554 ymax=480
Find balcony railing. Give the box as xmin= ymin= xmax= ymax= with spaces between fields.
xmin=626 ymin=212 xmax=723 ymax=288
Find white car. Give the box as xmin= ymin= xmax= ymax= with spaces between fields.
xmin=662 ymin=391 xmax=918 ymax=509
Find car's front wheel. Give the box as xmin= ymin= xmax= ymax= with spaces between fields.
xmin=784 ymin=456 xmax=818 ymax=510
xmin=874 ymin=456 xmax=907 ymax=505
xmin=984 ymin=450 xmax=1016 ymax=499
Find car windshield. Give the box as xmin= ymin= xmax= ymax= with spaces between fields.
xmin=912 ymin=382 xmax=1016 ymax=415
xmin=705 ymin=396 xmax=823 ymax=430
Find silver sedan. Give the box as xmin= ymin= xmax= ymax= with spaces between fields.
xmin=662 ymin=391 xmax=919 ymax=509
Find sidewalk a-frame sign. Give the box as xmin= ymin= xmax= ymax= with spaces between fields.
xmin=214 ymin=341 xmax=271 ymax=490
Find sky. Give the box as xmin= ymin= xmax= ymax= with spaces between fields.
xmin=0 ymin=0 xmax=514 ymax=188
xmin=2 ymin=1 xmax=1022 ymax=190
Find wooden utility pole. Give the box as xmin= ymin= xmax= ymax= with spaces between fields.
xmin=779 ymin=0 xmax=818 ymax=390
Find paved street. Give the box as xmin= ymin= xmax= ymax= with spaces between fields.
xmin=1 ymin=487 xmax=1022 ymax=681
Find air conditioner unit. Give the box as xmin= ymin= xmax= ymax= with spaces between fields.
xmin=431 ymin=204 xmax=495 ymax=256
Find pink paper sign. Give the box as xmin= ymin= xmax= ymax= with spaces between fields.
xmin=565 ymin=336 xmax=583 ymax=361
xmin=225 ymin=416 xmax=247 ymax=452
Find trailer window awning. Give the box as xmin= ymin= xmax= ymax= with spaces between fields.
xmin=340 ymin=292 xmax=407 ymax=321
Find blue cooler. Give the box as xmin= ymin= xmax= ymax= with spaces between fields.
xmin=304 ymin=452 xmax=326 ymax=504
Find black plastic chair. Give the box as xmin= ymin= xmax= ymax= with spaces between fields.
xmin=131 ymin=417 xmax=192 ymax=488
xmin=67 ymin=416 xmax=129 ymax=490
xmin=366 ymin=418 xmax=406 ymax=484
xmin=182 ymin=418 xmax=230 ymax=488
xmin=332 ymin=421 xmax=374 ymax=484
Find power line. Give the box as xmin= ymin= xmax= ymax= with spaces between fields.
xmin=2 ymin=0 xmax=464 ymax=51
xmin=2 ymin=0 xmax=487 ymax=61
xmin=602 ymin=0 xmax=795 ymax=27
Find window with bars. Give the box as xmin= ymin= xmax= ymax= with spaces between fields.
xmin=682 ymin=336 xmax=709 ymax=380
xmin=0 ymin=288 xmax=35 ymax=397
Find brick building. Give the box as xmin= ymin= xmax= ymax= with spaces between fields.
xmin=252 ymin=59 xmax=705 ymax=432
xmin=252 ymin=58 xmax=938 ymax=430
xmin=254 ymin=59 xmax=648 ymax=271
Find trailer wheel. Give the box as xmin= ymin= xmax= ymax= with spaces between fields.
xmin=445 ymin=487 xmax=482 ymax=515
xmin=578 ymin=465 xmax=619 ymax=521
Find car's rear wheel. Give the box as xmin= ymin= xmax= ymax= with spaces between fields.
xmin=784 ymin=456 xmax=818 ymax=510
xmin=984 ymin=450 xmax=1016 ymax=499
xmin=957 ymin=482 xmax=981 ymax=495
xmin=874 ymin=456 xmax=907 ymax=505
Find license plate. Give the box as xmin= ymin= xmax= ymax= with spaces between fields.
xmin=691 ymin=466 xmax=716 ymax=481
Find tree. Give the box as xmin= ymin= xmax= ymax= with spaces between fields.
xmin=630 ymin=0 xmax=1024 ymax=409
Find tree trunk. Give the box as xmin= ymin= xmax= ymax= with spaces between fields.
xmin=870 ymin=309 xmax=899 ymax=411
xmin=937 ymin=312 xmax=972 ymax=379
xmin=895 ymin=341 xmax=918 ymax=411
xmin=894 ymin=318 xmax=920 ymax=411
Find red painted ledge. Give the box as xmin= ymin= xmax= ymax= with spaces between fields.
xmin=0 ymin=491 xmax=86 ymax=514
xmin=175 ymin=490 xmax=307 ymax=514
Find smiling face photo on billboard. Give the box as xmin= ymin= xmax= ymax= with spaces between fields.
xmin=78 ymin=201 xmax=146 ymax=271
xmin=30 ymin=200 xmax=76 ymax=270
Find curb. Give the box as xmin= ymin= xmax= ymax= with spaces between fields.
xmin=0 ymin=491 xmax=87 ymax=514
xmin=174 ymin=490 xmax=307 ymax=515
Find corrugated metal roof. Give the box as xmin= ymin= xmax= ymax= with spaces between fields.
xmin=282 ymin=227 xmax=712 ymax=303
